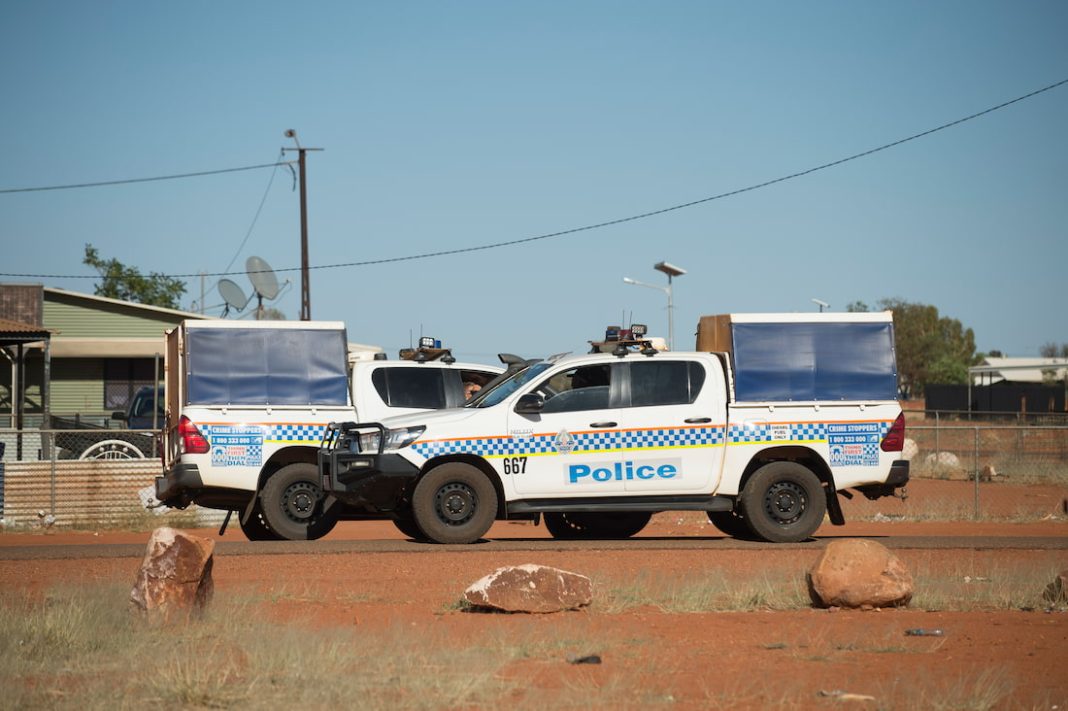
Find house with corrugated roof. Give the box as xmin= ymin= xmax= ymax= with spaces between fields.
xmin=0 ymin=284 xmax=211 ymax=427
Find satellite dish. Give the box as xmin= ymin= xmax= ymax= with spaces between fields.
xmin=217 ymin=279 xmax=249 ymax=316
xmin=246 ymin=256 xmax=280 ymax=300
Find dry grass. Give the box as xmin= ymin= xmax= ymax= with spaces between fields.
xmin=908 ymin=558 xmax=1064 ymax=611
xmin=2 ymin=568 xmax=1062 ymax=710
xmin=0 ymin=585 xmax=520 ymax=710
xmin=596 ymin=570 xmax=810 ymax=613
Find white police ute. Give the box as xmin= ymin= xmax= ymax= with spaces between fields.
xmin=319 ymin=312 xmax=909 ymax=544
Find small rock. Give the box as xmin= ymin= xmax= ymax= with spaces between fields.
xmin=1042 ymin=569 xmax=1068 ymax=605
xmin=130 ymin=527 xmax=215 ymax=623
xmin=807 ymin=539 xmax=913 ymax=609
xmin=818 ymin=690 xmax=877 ymax=702
xmin=566 ymin=654 xmax=602 ymax=665
xmin=463 ymin=564 xmax=592 ymax=613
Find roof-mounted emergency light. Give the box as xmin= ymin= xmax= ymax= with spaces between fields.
xmin=400 ymin=336 xmax=455 ymax=364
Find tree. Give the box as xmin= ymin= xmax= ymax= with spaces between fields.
xmin=1039 ymin=342 xmax=1068 ymax=384
xmin=1039 ymin=342 xmax=1068 ymax=358
xmin=83 ymin=244 xmax=186 ymax=309
xmin=860 ymin=298 xmax=978 ymax=397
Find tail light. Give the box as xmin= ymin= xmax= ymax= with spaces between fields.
xmin=178 ymin=415 xmax=210 ymax=454
xmin=880 ymin=413 xmax=905 ymax=452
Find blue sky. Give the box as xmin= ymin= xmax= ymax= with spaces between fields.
xmin=2 ymin=1 xmax=1066 ymax=362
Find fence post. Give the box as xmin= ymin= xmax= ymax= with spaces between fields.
xmin=973 ymin=427 xmax=980 ymax=520
xmin=935 ymin=411 xmax=940 ymax=457
xmin=48 ymin=431 xmax=57 ymax=516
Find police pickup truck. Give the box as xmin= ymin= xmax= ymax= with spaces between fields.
xmin=319 ymin=312 xmax=908 ymax=544
xmin=155 ymin=320 xmax=503 ymax=541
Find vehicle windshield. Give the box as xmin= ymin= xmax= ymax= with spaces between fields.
xmin=467 ymin=362 xmax=552 ymax=408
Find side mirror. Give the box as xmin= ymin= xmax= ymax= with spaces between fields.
xmin=513 ymin=393 xmax=545 ymax=415
xmin=112 ymin=411 xmax=127 ymax=422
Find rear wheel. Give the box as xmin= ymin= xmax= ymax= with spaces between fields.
xmin=739 ymin=462 xmax=826 ymax=543
xmin=412 ymin=463 xmax=498 ymax=544
xmin=239 ymin=503 xmax=283 ymax=541
xmin=260 ymin=463 xmax=339 ymax=541
xmin=544 ymin=512 xmax=652 ymax=539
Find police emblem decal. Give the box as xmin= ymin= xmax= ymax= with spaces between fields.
xmin=554 ymin=429 xmax=576 ymax=454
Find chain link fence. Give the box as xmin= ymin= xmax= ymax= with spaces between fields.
xmin=2 ymin=418 xmax=1066 ymax=528
xmin=0 ymin=428 xmax=224 ymax=529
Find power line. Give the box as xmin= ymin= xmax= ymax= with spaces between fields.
xmin=0 ymin=161 xmax=294 ymax=194
xmin=3 ymin=76 xmax=1065 ymax=280
xmin=223 ymin=151 xmax=286 ymax=273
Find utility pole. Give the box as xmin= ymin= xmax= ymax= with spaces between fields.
xmin=282 ymin=129 xmax=323 ymax=321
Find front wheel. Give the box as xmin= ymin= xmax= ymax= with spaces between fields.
xmin=259 ymin=463 xmax=339 ymax=541
xmin=411 ymin=463 xmax=497 ymax=544
xmin=739 ymin=462 xmax=826 ymax=543
xmin=392 ymin=512 xmax=428 ymax=541
xmin=706 ymin=510 xmax=752 ymax=539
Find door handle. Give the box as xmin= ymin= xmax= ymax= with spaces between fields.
xmin=684 ymin=417 xmax=712 ymax=424
xmin=589 ymin=421 xmax=617 ymax=428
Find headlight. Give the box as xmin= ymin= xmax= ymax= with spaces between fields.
xmin=359 ymin=426 xmax=425 ymax=453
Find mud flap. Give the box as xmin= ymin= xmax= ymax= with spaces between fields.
xmin=825 ymin=487 xmax=845 ymax=526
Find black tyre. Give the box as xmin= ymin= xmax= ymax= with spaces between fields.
xmin=544 ymin=512 xmax=652 ymax=539
xmin=239 ymin=503 xmax=284 ymax=541
xmin=706 ymin=510 xmax=753 ymax=539
xmin=259 ymin=463 xmax=339 ymax=541
xmin=739 ymin=462 xmax=826 ymax=543
xmin=392 ymin=512 xmax=428 ymax=541
xmin=411 ymin=463 xmax=498 ymax=544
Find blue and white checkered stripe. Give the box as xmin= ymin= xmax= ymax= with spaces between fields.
xmin=726 ymin=421 xmax=891 ymax=444
xmin=266 ymin=423 xmax=327 ymax=443
xmin=410 ymin=426 xmax=722 ymax=459
xmin=200 ymin=420 xmax=324 ymax=444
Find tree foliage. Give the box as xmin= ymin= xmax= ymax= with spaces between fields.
xmin=849 ymin=298 xmax=978 ymax=397
xmin=1039 ymin=342 xmax=1068 ymax=384
xmin=83 ymin=244 xmax=186 ymax=310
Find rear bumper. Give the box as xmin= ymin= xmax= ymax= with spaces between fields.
xmin=155 ymin=463 xmax=204 ymax=508
xmin=855 ymin=460 xmax=910 ymax=500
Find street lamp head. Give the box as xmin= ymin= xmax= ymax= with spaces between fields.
xmin=622 ymin=277 xmax=637 ymax=284
xmin=654 ymin=261 xmax=686 ymax=277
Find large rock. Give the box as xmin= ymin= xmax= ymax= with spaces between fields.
xmin=1043 ymin=569 xmax=1068 ymax=605
xmin=807 ymin=539 xmax=913 ymax=609
xmin=463 ymin=564 xmax=592 ymax=613
xmin=902 ymin=438 xmax=919 ymax=461
xmin=130 ymin=527 xmax=215 ymax=622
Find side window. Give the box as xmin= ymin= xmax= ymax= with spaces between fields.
xmin=628 ymin=361 xmax=705 ymax=407
xmin=130 ymin=390 xmax=164 ymax=418
xmin=371 ymin=368 xmax=447 ymax=409
xmin=459 ymin=369 xmax=496 ymax=401
xmin=535 ymin=364 xmax=611 ymax=414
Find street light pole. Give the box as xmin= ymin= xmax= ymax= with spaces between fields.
xmin=623 ymin=261 xmax=686 ymax=350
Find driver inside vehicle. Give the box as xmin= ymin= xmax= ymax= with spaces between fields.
xmin=539 ymin=364 xmax=611 ymax=413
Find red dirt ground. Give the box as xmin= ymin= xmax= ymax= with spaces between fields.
xmin=2 ymin=478 xmax=1066 ymax=708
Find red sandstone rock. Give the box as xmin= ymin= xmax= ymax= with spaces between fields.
xmin=807 ymin=539 xmax=913 ymax=609
xmin=130 ymin=527 xmax=214 ymax=622
xmin=463 ymin=564 xmax=592 ymax=613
